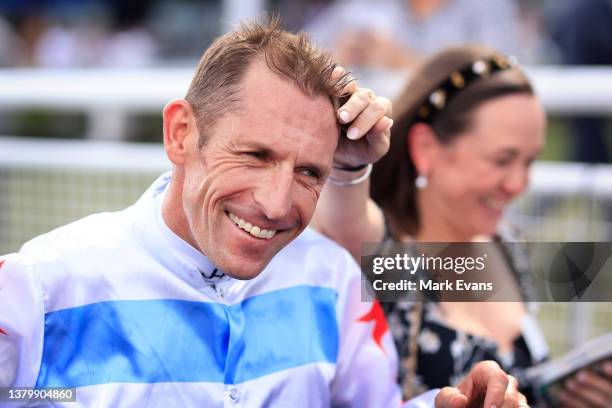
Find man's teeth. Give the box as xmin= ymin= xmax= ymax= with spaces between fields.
xmin=483 ymin=198 xmax=505 ymax=210
xmin=228 ymin=212 xmax=277 ymax=239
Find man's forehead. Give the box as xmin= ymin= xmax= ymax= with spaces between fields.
xmin=240 ymin=59 xmax=336 ymax=116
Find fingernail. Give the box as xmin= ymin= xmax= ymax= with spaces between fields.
xmin=347 ymin=127 xmax=360 ymax=140
xmin=339 ymin=110 xmax=350 ymax=123
xmin=386 ymin=118 xmax=394 ymax=130
xmin=577 ymin=371 xmax=588 ymax=382
xmin=490 ymin=405 xmax=497 ymax=408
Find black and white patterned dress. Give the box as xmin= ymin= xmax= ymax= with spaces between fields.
xmin=376 ymin=225 xmax=547 ymax=401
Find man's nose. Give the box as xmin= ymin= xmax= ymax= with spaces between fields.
xmin=253 ymin=168 xmax=294 ymax=221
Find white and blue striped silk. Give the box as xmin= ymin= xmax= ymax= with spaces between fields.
xmin=0 ymin=173 xmax=438 ymax=407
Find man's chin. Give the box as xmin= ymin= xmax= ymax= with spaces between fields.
xmin=220 ymin=258 xmax=273 ymax=280
xmin=224 ymin=269 xmax=263 ymax=281
xmin=212 ymin=232 xmax=294 ymax=280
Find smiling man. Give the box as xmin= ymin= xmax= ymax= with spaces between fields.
xmin=0 ymin=17 xmax=526 ymax=408
xmin=162 ymin=56 xmax=340 ymax=280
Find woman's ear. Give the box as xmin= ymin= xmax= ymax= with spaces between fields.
xmin=407 ymin=122 xmax=441 ymax=177
xmin=163 ymin=99 xmax=199 ymax=165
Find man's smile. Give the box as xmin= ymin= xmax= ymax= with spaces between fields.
xmin=226 ymin=211 xmax=278 ymax=239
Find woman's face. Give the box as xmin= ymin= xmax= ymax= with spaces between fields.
xmin=424 ymin=93 xmax=546 ymax=238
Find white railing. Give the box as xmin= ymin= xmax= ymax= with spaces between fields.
xmin=0 ymin=135 xmax=170 ymax=172
xmin=1 ymin=67 xmax=612 ymax=139
xmin=1 ymin=135 xmax=610 ymax=199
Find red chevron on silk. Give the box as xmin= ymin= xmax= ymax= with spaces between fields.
xmin=357 ymin=301 xmax=388 ymax=352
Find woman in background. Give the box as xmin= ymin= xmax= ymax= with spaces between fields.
xmin=314 ymin=45 xmax=612 ymax=407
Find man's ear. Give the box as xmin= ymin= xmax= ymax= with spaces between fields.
xmin=407 ymin=123 xmax=441 ymax=177
xmin=163 ymin=99 xmax=199 ymax=165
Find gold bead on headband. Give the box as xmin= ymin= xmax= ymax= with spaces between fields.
xmin=450 ymin=71 xmax=465 ymax=88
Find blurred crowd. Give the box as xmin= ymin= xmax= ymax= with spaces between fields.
xmin=0 ymin=0 xmax=608 ymax=69
xmin=0 ymin=0 xmax=223 ymax=68
xmin=0 ymin=0 xmax=610 ymax=161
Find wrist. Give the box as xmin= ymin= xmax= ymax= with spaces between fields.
xmin=333 ymin=162 xmax=369 ymax=172
xmin=327 ymin=163 xmax=372 ymax=187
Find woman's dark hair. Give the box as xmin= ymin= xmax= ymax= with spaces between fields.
xmin=371 ymin=45 xmax=535 ymax=238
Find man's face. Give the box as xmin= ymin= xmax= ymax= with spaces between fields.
xmin=179 ymin=60 xmax=339 ymax=279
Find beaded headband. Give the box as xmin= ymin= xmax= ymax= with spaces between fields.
xmin=417 ymin=54 xmax=517 ymax=122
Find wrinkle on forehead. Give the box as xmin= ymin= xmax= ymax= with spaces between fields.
xmin=240 ymin=60 xmax=338 ymax=141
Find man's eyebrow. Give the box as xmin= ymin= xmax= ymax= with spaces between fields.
xmin=237 ymin=141 xmax=272 ymax=152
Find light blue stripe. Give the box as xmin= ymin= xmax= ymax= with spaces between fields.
xmin=36 ymin=285 xmax=339 ymax=388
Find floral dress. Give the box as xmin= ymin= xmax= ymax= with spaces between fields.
xmin=377 ymin=225 xmax=547 ymax=402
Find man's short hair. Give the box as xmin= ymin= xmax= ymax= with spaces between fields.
xmin=185 ymin=15 xmax=352 ymax=147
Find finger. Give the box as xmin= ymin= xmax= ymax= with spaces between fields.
xmin=331 ymin=65 xmax=345 ymax=80
xmin=462 ymin=361 xmax=508 ymax=408
xmin=332 ymin=66 xmax=358 ymax=97
xmin=500 ymin=376 xmax=520 ymax=408
xmin=565 ymin=375 xmax=609 ymax=407
xmin=559 ymin=390 xmax=591 ymax=408
xmin=518 ymin=393 xmax=529 ymax=407
xmin=435 ymin=387 xmax=468 ymax=408
xmin=338 ymin=88 xmax=375 ymax=126
xmin=361 ymin=120 xmax=392 ymax=162
xmin=364 ymin=117 xmax=393 ymax=154
xmin=574 ymin=370 xmax=612 ymax=398
xmin=484 ymin=366 xmax=509 ymax=408
xmin=368 ymin=116 xmax=394 ymax=137
xmin=346 ymin=96 xmax=392 ymax=140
